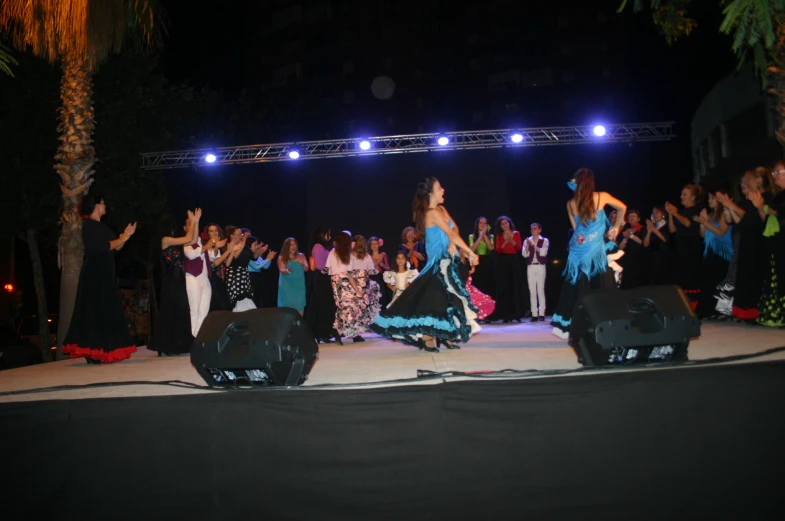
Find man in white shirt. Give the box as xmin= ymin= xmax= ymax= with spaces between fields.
xmin=522 ymin=223 xmax=549 ymax=322
xmin=184 ymin=236 xmax=213 ymax=336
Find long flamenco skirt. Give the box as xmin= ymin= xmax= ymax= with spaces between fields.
xmin=305 ymin=271 xmax=338 ymax=339
xmin=551 ymin=268 xmax=615 ymax=340
xmin=148 ymin=266 xmax=194 ymax=355
xmin=757 ymin=237 xmax=785 ymax=327
xmin=696 ymin=251 xmax=729 ymax=318
xmin=63 ymin=257 xmax=137 ymax=363
xmin=331 ymin=270 xmax=381 ymax=338
xmin=370 ymin=257 xmax=481 ymax=347
xmin=492 ymin=253 xmax=527 ymax=321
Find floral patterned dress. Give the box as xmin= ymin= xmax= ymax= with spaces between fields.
xmin=325 ymin=251 xmax=382 ymax=337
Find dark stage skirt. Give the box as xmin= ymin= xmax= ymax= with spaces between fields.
xmin=209 ymin=275 xmax=232 ymax=312
xmin=63 ymin=253 xmax=137 ymax=363
xmin=551 ymin=268 xmax=615 ymax=340
xmin=371 ymin=256 xmax=480 ymax=347
xmin=471 ymin=253 xmax=495 ymax=298
xmin=305 ymin=271 xmax=338 ymax=340
xmin=371 ymin=272 xmax=392 ymax=309
xmin=148 ymin=263 xmax=194 ymax=355
xmin=673 ymin=235 xmax=703 ymax=306
xmin=696 ymin=251 xmax=729 ymax=318
xmin=491 ymin=253 xmax=527 ymax=321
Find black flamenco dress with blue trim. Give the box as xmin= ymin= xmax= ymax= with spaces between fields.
xmin=370 ymin=221 xmax=480 ymax=346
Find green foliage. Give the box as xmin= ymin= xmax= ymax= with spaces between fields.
xmin=618 ymin=0 xmax=785 ymax=82
xmin=0 ymin=41 xmax=18 ymax=77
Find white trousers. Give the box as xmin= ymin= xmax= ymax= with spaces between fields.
xmin=527 ymin=264 xmax=546 ymax=317
xmin=186 ymin=273 xmax=212 ymax=337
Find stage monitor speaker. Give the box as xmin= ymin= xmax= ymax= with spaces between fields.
xmin=569 ymin=285 xmax=700 ymax=367
xmin=191 ymin=308 xmax=318 ymax=387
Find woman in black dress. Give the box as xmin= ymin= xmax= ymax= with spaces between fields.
xmin=148 ymin=209 xmax=200 ymax=356
xmin=665 ymin=184 xmax=703 ymax=307
xmin=224 ymin=225 xmax=257 ymax=311
xmin=203 ymin=223 xmax=232 ymax=311
xmin=305 ymin=226 xmax=342 ymax=344
xmin=643 ymin=206 xmax=673 ymax=285
xmin=63 ymin=195 xmax=137 ymax=364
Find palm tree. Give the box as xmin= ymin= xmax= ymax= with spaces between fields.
xmin=0 ymin=41 xmax=17 ymax=76
xmin=0 ymin=1 xmax=165 ymax=357
xmin=618 ymin=0 xmax=785 ymax=147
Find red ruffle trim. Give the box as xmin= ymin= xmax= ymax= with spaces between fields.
xmin=731 ymin=306 xmax=759 ymax=320
xmin=63 ymin=344 xmax=137 ymax=364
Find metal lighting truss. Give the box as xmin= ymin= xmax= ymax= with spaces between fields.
xmin=140 ymin=122 xmax=675 ymax=170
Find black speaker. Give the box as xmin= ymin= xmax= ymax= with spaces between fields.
xmin=569 ymin=285 xmax=700 ymax=367
xmin=191 ymin=308 xmax=319 ymax=387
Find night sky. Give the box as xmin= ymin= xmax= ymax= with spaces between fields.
xmin=157 ymin=0 xmax=737 ymax=125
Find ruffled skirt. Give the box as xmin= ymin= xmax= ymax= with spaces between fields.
xmin=371 ymin=256 xmax=480 ymax=347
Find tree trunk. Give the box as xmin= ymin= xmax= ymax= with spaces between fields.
xmin=55 ymin=55 xmax=96 ymax=358
xmin=25 ymin=227 xmax=52 ymax=362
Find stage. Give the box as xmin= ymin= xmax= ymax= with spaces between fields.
xmin=0 ymin=319 xmax=783 ymax=402
xmin=2 ymin=320 xmax=784 ymax=520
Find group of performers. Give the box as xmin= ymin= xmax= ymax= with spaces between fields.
xmin=60 ymin=162 xmax=785 ymax=364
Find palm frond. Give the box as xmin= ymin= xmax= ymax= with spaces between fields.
xmin=0 ymin=41 xmax=19 ymax=77
xmin=0 ymin=0 xmax=166 ymax=67
xmin=720 ymin=0 xmax=785 ymax=53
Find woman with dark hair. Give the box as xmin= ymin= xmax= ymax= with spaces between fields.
xmin=277 ymin=237 xmax=309 ymax=315
xmin=397 ymin=226 xmax=427 ymax=270
xmin=63 ymin=195 xmax=138 ymax=363
xmin=372 ymin=177 xmax=480 ymax=352
xmin=305 ymin=226 xmax=340 ymax=343
xmin=493 ymin=215 xmax=526 ymax=322
xmin=692 ymin=188 xmax=733 ymax=319
xmin=147 ymin=209 xmax=201 ymax=356
xmin=325 ymin=231 xmax=375 ymax=343
xmin=203 ymin=223 xmax=232 ymax=311
xmin=368 ymin=236 xmax=391 ymax=308
xmin=643 ymin=205 xmax=673 ymax=285
xmin=665 ymin=183 xmax=703 ymax=307
xmin=223 ymin=225 xmax=258 ymax=311
xmin=551 ymin=168 xmax=626 ymax=341
xmin=468 ymin=216 xmax=495 ymax=304
xmin=618 ymin=209 xmax=647 ymax=289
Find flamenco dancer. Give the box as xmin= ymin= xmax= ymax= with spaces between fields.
xmin=371 ymin=177 xmax=480 ymax=352
xmin=551 ymin=168 xmax=626 ymax=341
xmin=63 ymin=195 xmax=138 ymax=364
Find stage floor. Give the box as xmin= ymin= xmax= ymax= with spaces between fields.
xmin=1 ymin=319 xmax=782 ymax=403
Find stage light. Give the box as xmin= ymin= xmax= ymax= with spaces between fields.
xmin=437 ymin=136 xmax=449 ymax=146
xmin=511 ymin=133 xmax=523 ymax=143
xmin=288 ymin=150 xmax=300 ymax=159
xmin=205 ymin=153 xmax=217 ymax=163
xmin=359 ymin=140 xmax=371 ymax=151
xmin=4 ymin=283 xmax=13 ymax=292
xmin=593 ymin=125 xmax=606 ymax=137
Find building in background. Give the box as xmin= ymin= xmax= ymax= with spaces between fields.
xmin=691 ymin=63 xmax=781 ymax=185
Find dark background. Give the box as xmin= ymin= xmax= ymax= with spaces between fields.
xmin=4 ymin=0 xmax=745 ymax=317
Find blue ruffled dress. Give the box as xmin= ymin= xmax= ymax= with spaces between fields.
xmin=371 ymin=220 xmax=480 ymax=346
xmin=551 ymin=213 xmax=616 ymax=339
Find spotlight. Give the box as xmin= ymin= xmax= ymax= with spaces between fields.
xmin=359 ymin=140 xmax=371 ymax=151
xmin=288 ymin=150 xmax=300 ymax=159
xmin=437 ymin=136 xmax=449 ymax=146
xmin=511 ymin=133 xmax=523 ymax=143
xmin=593 ymin=125 xmax=607 ymax=137
xmin=205 ymin=153 xmax=217 ymax=163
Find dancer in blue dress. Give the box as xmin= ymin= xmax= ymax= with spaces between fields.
xmin=551 ymin=168 xmax=627 ymax=341
xmin=371 ymin=177 xmax=480 ymax=352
